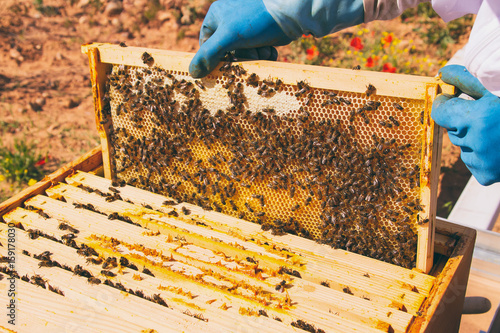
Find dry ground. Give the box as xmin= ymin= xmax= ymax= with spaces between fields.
xmin=0 ymin=0 xmax=472 ymax=219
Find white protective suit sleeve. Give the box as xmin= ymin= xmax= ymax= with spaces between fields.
xmin=263 ymin=0 xmax=500 ymax=96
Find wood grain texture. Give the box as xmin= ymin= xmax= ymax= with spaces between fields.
xmin=14 ymin=193 xmax=412 ymax=332
xmin=65 ymin=171 xmax=436 ymax=294
xmin=410 ymin=220 xmax=476 ymax=332
xmin=46 ymin=180 xmax=428 ymax=315
xmin=82 ymin=43 xmax=455 ymax=99
xmin=84 ymin=46 xmax=112 ymax=179
xmin=416 ymin=83 xmax=442 ymax=273
xmin=0 ymin=160 xmax=475 ymax=333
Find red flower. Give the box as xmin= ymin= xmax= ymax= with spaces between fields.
xmin=382 ymin=63 xmax=397 ymax=73
xmin=306 ymin=45 xmax=319 ymax=60
xmin=350 ymin=37 xmax=364 ymax=51
xmin=365 ymin=56 xmax=374 ymax=68
xmin=382 ymin=34 xmax=393 ymax=45
xmin=302 ymin=34 xmax=312 ymax=38
xmin=35 ymin=156 xmax=49 ymax=166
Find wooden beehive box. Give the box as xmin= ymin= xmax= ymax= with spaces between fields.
xmin=0 ymin=44 xmax=475 ymax=332
xmin=0 ymin=147 xmax=475 ymax=332
xmin=82 ymin=43 xmax=458 ymax=273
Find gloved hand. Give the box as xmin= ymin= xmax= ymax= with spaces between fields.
xmin=189 ymin=0 xmax=292 ymax=78
xmin=432 ymin=65 xmax=500 ymax=185
xmin=189 ymin=0 xmax=364 ymax=78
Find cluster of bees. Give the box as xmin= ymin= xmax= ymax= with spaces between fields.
xmin=291 ymin=319 xmax=326 ymax=333
xmin=101 ymin=54 xmax=428 ymax=268
xmin=1 ymin=210 xmax=170 ymax=307
xmin=0 ymin=261 xmax=65 ymax=296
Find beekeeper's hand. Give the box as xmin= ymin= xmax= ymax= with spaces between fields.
xmin=189 ymin=0 xmax=364 ymax=78
xmin=432 ymin=65 xmax=500 ymax=185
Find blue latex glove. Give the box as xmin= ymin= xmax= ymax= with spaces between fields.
xmin=189 ymin=0 xmax=292 ymax=78
xmin=432 ymin=65 xmax=500 ymax=185
xmin=189 ymin=0 xmax=364 ymax=78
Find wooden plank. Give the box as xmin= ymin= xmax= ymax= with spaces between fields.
xmin=48 ymin=180 xmax=428 ymax=315
xmin=65 ymin=172 xmax=435 ymax=294
xmin=12 ymin=195 xmax=414 ymax=332
xmin=0 ymin=264 xmax=269 ymax=333
xmin=0 ymin=280 xmax=183 ymax=333
xmin=410 ymin=220 xmax=476 ymax=332
xmin=0 ymin=226 xmax=327 ymax=333
xmin=84 ymin=47 xmax=112 ymax=180
xmin=416 ymin=84 xmax=442 ymax=273
xmin=2 ymin=210 xmax=388 ymax=333
xmin=0 ymin=146 xmax=102 ymax=218
xmin=66 ymin=170 xmax=178 ymax=212
xmin=27 ymin=196 xmax=413 ymax=333
xmin=89 ymin=165 xmax=104 ymax=176
xmin=0 ymin=142 xmax=477 ymax=333
xmin=0 ymin=158 xmax=475 ymax=333
xmin=81 ymin=43 xmax=455 ymax=99
xmin=433 ymin=232 xmax=456 ymax=257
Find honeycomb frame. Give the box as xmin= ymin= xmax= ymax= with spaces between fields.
xmin=82 ymin=43 xmax=455 ymax=273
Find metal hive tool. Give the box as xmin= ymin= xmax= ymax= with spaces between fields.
xmin=82 ymin=43 xmax=454 ymax=273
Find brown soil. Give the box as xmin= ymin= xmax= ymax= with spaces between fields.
xmin=0 ymin=0 xmax=472 ymax=220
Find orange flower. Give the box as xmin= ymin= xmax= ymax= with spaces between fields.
xmin=365 ymin=56 xmax=374 ymax=68
xmin=382 ymin=63 xmax=396 ymax=73
xmin=350 ymin=37 xmax=364 ymax=50
xmin=306 ymin=45 xmax=319 ymax=60
xmin=382 ymin=34 xmax=393 ymax=48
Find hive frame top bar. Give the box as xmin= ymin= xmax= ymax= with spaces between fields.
xmin=82 ymin=43 xmax=455 ymax=99
xmin=82 ymin=43 xmax=454 ymax=274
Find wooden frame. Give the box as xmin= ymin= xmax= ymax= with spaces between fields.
xmin=81 ymin=43 xmax=455 ymax=273
xmin=0 ymin=146 xmax=102 ymax=218
xmin=0 ymin=147 xmax=475 ymax=332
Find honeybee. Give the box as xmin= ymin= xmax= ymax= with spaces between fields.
xmin=142 ymin=267 xmax=155 ymax=276
xmin=393 ymin=102 xmax=403 ymax=110
xmin=244 ymin=202 xmax=254 ymax=212
xmin=87 ymin=277 xmax=101 ymax=285
xmin=275 ymin=78 xmax=283 ymax=90
xmin=48 ymin=284 xmax=64 ymax=296
xmin=389 ymin=116 xmax=400 ymax=126
xmin=74 ymin=265 xmax=92 ymax=278
xmin=275 ymin=279 xmax=287 ymax=292
xmin=101 ymin=270 xmax=116 ymax=277
xmin=31 ymin=274 xmax=46 ymax=288
xmin=246 ymin=73 xmax=259 ymax=87
xmin=263 ymin=78 xmax=275 ymax=86
xmin=86 ymin=257 xmax=103 ymax=265
xmin=339 ymin=97 xmax=351 ymax=105
xmin=141 ymin=52 xmax=154 ymax=66
xmin=366 ymin=84 xmax=376 ymax=97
